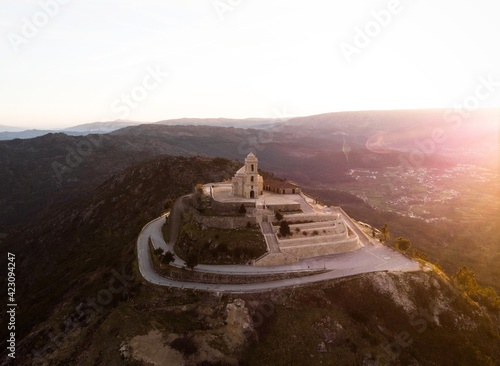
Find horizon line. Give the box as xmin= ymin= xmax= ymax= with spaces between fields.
xmin=3 ymin=106 xmax=499 ymax=131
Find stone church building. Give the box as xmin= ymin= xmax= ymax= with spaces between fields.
xmin=231 ymin=153 xmax=264 ymax=199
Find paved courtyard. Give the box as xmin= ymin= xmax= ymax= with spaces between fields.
xmin=211 ymin=184 xmax=314 ymax=213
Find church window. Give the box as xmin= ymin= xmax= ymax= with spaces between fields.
xmin=251 ymin=164 xmax=254 ymax=172
xmin=251 ymin=176 xmax=254 ymax=182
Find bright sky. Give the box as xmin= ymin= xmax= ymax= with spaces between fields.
xmin=1 ymin=0 xmax=499 ymax=129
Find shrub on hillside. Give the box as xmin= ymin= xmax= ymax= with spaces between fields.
xmin=395 ymin=237 xmax=412 ymax=252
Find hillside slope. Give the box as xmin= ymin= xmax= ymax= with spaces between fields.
xmin=0 ymin=155 xmax=240 ymax=362
xmin=1 ymin=155 xmax=498 ymax=366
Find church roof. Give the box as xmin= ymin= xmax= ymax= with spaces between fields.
xmin=235 ymin=166 xmax=245 ymax=175
xmin=245 ymin=152 xmax=257 ymax=161
xmin=264 ymin=179 xmax=300 ymax=190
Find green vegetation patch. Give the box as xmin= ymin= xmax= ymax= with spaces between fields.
xmin=175 ymin=221 xmax=267 ymax=265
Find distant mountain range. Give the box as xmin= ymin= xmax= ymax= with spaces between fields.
xmin=0 ymin=121 xmax=142 ymax=140
xmin=155 ymin=117 xmax=284 ymax=129
xmin=2 ymin=108 xmax=497 ymax=143
xmin=62 ymin=120 xmax=142 ymax=133
xmin=0 ymin=124 xmax=25 ymax=132
xmin=1 ymin=109 xmax=497 ymax=227
xmin=0 ymin=118 xmax=281 ymax=140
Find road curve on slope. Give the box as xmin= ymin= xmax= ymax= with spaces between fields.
xmin=137 ymin=213 xmax=421 ymax=293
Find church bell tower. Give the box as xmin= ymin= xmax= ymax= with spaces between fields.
xmin=244 ymin=153 xmax=259 ymax=199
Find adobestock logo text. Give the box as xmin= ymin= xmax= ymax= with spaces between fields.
xmin=8 ymin=0 xmax=73 ymax=54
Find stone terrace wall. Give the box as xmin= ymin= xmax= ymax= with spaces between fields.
xmin=188 ymin=208 xmax=257 ymax=229
xmin=212 ymin=199 xmax=255 ymax=215
xmin=280 ymin=237 xmax=360 ymax=259
xmin=284 ymin=213 xmax=339 ymax=223
xmin=268 ymin=203 xmax=301 ymax=212
xmin=288 ymin=221 xmax=339 ymax=230
xmin=278 ymin=232 xmax=348 ymax=247
xmin=253 ymin=252 xmax=299 ymax=266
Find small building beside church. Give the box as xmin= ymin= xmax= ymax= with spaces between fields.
xmin=264 ymin=179 xmax=301 ymax=195
xmin=231 ymin=153 xmax=264 ymax=199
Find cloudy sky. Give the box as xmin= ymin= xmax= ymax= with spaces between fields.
xmin=1 ymin=0 xmax=499 ymax=129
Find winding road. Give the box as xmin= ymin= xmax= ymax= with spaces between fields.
xmin=137 ymin=203 xmax=421 ymax=293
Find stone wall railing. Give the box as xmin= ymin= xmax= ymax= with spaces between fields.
xmin=160 ymin=268 xmax=312 ymax=284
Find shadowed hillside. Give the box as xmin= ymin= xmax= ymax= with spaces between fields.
xmin=1 ymin=156 xmax=240 ymax=357
xmin=1 ymin=153 xmax=498 ymax=365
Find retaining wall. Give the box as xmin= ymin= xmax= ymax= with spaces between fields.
xmin=269 ymin=203 xmax=302 ymax=212
xmin=188 ymin=208 xmax=257 ymax=229
xmin=253 ymin=252 xmax=299 ymax=266
xmin=288 ymin=221 xmax=339 ymax=230
xmin=211 ymin=199 xmax=255 ymax=215
xmin=280 ymin=237 xmax=360 ymax=259
xmin=283 ymin=213 xmax=339 ymax=223
xmin=278 ymin=231 xmax=348 ymax=247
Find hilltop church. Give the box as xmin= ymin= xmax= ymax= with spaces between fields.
xmin=231 ymin=153 xmax=264 ymax=199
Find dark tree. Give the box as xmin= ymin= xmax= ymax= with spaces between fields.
xmin=238 ymin=204 xmax=247 ymax=215
xmin=395 ymin=237 xmax=411 ymax=252
xmin=380 ymin=223 xmax=390 ymax=243
xmin=185 ymin=251 xmax=199 ymax=270
xmin=275 ymin=212 xmax=283 ymax=221
xmin=453 ymin=267 xmax=478 ymax=292
xmin=161 ymin=251 xmax=175 ymax=265
xmin=193 ymin=183 xmax=204 ymax=209
xmin=279 ymin=220 xmax=291 ymax=237
xmin=153 ymin=247 xmax=164 ymax=256
xmin=164 ymin=199 xmax=174 ymax=210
